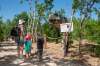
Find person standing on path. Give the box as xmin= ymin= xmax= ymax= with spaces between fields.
xmin=24 ymin=32 xmax=32 ymax=59
xmin=10 ymin=26 xmax=21 ymax=57
xmin=37 ymin=33 xmax=44 ymax=62
xmin=17 ymin=19 xmax=25 ymax=59
xmin=10 ymin=19 xmax=25 ymax=59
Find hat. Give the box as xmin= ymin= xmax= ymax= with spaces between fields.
xmin=18 ymin=19 xmax=25 ymax=25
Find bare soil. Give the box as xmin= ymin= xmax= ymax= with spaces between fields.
xmin=0 ymin=40 xmax=100 ymax=66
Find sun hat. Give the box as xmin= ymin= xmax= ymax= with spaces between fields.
xmin=18 ymin=19 xmax=25 ymax=25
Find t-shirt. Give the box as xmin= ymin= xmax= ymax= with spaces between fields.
xmin=25 ymin=34 xmax=31 ymax=40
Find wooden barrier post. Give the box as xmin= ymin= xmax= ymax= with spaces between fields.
xmin=44 ymin=34 xmax=48 ymax=49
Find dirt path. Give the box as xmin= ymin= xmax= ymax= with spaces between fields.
xmin=0 ymin=41 xmax=100 ymax=66
xmin=0 ymin=41 xmax=65 ymax=66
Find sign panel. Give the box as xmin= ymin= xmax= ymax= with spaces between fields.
xmin=60 ymin=23 xmax=73 ymax=32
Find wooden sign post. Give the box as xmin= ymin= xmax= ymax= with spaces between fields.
xmin=60 ymin=23 xmax=73 ymax=56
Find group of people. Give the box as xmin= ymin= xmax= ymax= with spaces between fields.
xmin=10 ymin=19 xmax=44 ymax=61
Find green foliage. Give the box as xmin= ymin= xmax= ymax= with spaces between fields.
xmin=0 ymin=12 xmax=29 ymax=41
xmin=94 ymin=45 xmax=100 ymax=56
xmin=14 ymin=12 xmax=29 ymax=33
xmin=14 ymin=12 xmax=29 ymax=24
xmin=72 ymin=0 xmax=100 ymax=15
xmin=84 ymin=19 xmax=100 ymax=44
xmin=0 ymin=0 xmax=100 ymax=56
xmin=72 ymin=17 xmax=100 ymax=43
xmin=0 ymin=17 xmax=4 ymax=41
xmin=72 ymin=17 xmax=100 ymax=56
xmin=0 ymin=19 xmax=11 ymax=41
xmin=72 ymin=17 xmax=80 ymax=39
xmin=72 ymin=0 xmax=100 ymax=56
xmin=42 ymin=22 xmax=60 ymax=42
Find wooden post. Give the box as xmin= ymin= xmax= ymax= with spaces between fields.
xmin=44 ymin=34 xmax=48 ymax=49
xmin=63 ymin=32 xmax=69 ymax=57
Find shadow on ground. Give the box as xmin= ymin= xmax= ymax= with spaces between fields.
xmin=0 ymin=52 xmax=92 ymax=66
xmin=26 ymin=54 xmax=91 ymax=66
xmin=0 ymin=55 xmax=18 ymax=66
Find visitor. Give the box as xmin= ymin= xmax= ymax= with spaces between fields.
xmin=24 ymin=32 xmax=32 ymax=59
xmin=10 ymin=26 xmax=21 ymax=57
xmin=37 ymin=33 xmax=44 ymax=61
xmin=18 ymin=19 xmax=25 ymax=59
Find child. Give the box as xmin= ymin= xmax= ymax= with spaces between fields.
xmin=24 ymin=32 xmax=32 ymax=59
xmin=37 ymin=33 xmax=44 ymax=61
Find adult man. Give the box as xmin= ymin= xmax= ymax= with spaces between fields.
xmin=11 ymin=26 xmax=21 ymax=57
xmin=18 ymin=19 xmax=25 ymax=59
xmin=11 ymin=19 xmax=25 ymax=59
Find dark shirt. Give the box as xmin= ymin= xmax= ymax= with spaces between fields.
xmin=37 ymin=36 xmax=44 ymax=49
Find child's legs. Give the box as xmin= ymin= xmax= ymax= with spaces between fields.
xmin=25 ymin=41 xmax=32 ymax=59
xmin=17 ymin=45 xmax=20 ymax=56
xmin=15 ymin=37 xmax=20 ymax=56
xmin=28 ymin=40 xmax=32 ymax=54
xmin=25 ymin=52 xmax=30 ymax=59
xmin=19 ymin=40 xmax=24 ymax=56
xmin=19 ymin=45 xmax=24 ymax=55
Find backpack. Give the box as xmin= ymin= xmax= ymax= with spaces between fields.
xmin=10 ymin=27 xmax=21 ymax=37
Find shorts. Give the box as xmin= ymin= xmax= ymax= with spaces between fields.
xmin=19 ymin=39 xmax=24 ymax=45
xmin=25 ymin=40 xmax=32 ymax=53
xmin=15 ymin=37 xmax=24 ymax=46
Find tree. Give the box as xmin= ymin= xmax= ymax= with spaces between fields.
xmin=72 ymin=0 xmax=100 ymax=56
xmin=3 ymin=20 xmax=11 ymax=40
xmin=95 ymin=8 xmax=100 ymax=23
xmin=12 ymin=12 xmax=29 ymax=34
xmin=20 ymin=0 xmax=54 ymax=42
xmin=0 ymin=17 xmax=4 ymax=41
